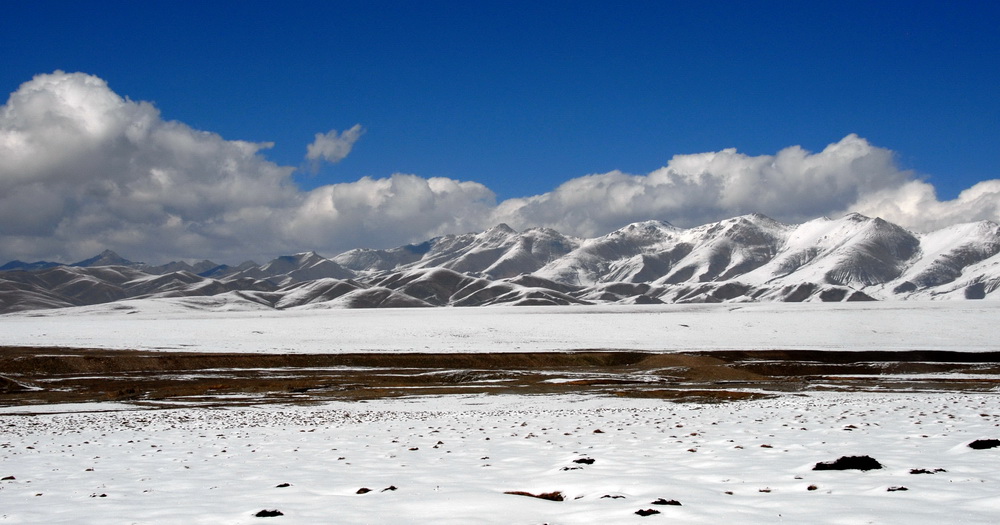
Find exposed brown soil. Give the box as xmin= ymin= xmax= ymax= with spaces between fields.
xmin=2 ymin=346 xmax=999 ymax=410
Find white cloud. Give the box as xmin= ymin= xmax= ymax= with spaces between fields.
xmin=2 ymin=71 xmax=999 ymax=265
xmin=848 ymin=179 xmax=1000 ymax=231
xmin=0 ymin=72 xmax=491 ymax=263
xmin=282 ymin=174 xmax=496 ymax=251
xmin=490 ymin=135 xmax=917 ymax=236
xmin=306 ymin=124 xmax=364 ymax=166
xmin=0 ymin=72 xmax=300 ymax=263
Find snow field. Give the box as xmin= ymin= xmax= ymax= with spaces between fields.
xmin=3 ymin=301 xmax=999 ymax=353
xmin=2 ymin=392 xmax=1000 ymax=524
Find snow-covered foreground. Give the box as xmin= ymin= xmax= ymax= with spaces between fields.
xmin=4 ymin=301 xmax=999 ymax=522
xmin=2 ymin=393 xmax=1000 ymax=524
xmin=3 ymin=300 xmax=999 ymax=353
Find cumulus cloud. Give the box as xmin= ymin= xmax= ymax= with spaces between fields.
xmin=490 ymin=134 xmax=918 ymax=236
xmin=306 ymin=124 xmax=364 ymax=167
xmin=2 ymin=71 xmax=999 ymax=265
xmin=0 ymin=72 xmax=306 ymax=263
xmin=495 ymin=135 xmax=999 ymax=236
xmin=283 ymin=173 xmax=496 ymax=251
xmin=848 ymin=179 xmax=1000 ymax=232
xmin=0 ymin=72 xmax=488 ymax=263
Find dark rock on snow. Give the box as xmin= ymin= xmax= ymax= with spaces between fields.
xmin=503 ymin=490 xmax=564 ymax=501
xmin=813 ymin=455 xmax=883 ymax=471
xmin=968 ymin=439 xmax=1000 ymax=450
xmin=910 ymin=468 xmax=946 ymax=474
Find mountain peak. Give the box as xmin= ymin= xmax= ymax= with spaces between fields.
xmin=841 ymin=212 xmax=872 ymax=222
xmin=296 ymin=251 xmax=321 ymax=257
xmin=485 ymin=223 xmax=517 ymax=235
xmin=71 ymin=249 xmax=138 ymax=268
xmin=614 ymin=220 xmax=679 ymax=236
xmin=639 ymin=219 xmax=677 ymax=229
xmin=736 ymin=212 xmax=780 ymax=224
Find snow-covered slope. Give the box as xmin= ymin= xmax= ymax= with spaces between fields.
xmin=333 ymin=243 xmax=430 ymax=273
xmin=743 ymin=214 xmax=919 ymax=287
xmin=228 ymin=252 xmax=356 ymax=286
xmin=336 ymin=224 xmax=581 ymax=279
xmin=532 ymin=215 xmax=790 ymax=287
xmin=533 ymin=220 xmax=684 ymax=286
xmin=886 ymin=221 xmax=1000 ymax=298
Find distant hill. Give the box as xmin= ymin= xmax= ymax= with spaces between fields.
xmin=71 ymin=249 xmax=139 ymax=268
xmin=0 ymin=260 xmax=62 ymax=271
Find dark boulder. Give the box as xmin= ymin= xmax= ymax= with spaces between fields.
xmin=968 ymin=439 xmax=1000 ymax=449
xmin=813 ymin=455 xmax=883 ymax=471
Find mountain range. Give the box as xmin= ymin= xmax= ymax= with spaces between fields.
xmin=3 ymin=212 xmax=1000 ymax=314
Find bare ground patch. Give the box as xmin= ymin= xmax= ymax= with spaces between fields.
xmin=1 ymin=346 xmax=1000 ymax=410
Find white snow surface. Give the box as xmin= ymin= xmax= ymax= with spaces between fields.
xmin=3 ymin=393 xmax=1000 ymax=524
xmin=2 ymin=300 xmax=998 ymax=353
xmin=4 ymin=302 xmax=1000 ymax=523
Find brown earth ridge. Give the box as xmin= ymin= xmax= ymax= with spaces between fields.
xmin=3 ymin=347 xmax=1000 ymax=411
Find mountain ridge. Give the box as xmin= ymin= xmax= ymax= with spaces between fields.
xmin=3 ymin=213 xmax=1000 ymax=314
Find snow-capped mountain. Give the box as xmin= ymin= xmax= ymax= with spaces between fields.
xmin=533 ymin=214 xmax=790 ymax=287
xmin=225 ymin=251 xmax=355 ymax=286
xmin=334 ymin=224 xmax=581 ymax=279
xmin=4 ymin=212 xmax=1000 ymax=314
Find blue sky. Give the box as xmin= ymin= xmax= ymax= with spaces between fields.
xmin=2 ymin=1 xmax=1000 ymax=263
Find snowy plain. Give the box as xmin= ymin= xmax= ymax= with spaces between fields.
xmin=2 ymin=300 xmax=999 ymax=353
xmin=3 ymin=301 xmax=1000 ymax=523
xmin=3 ymin=393 xmax=1000 ymax=524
